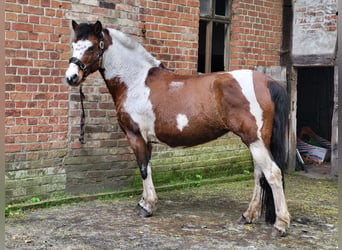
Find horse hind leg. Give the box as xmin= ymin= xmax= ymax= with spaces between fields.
xmin=247 ymin=139 xmax=290 ymax=236
xmin=237 ymin=167 xmax=263 ymax=224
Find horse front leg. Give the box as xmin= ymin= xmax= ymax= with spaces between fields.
xmin=137 ymin=161 xmax=158 ymax=217
xmin=125 ymin=131 xmax=158 ymax=217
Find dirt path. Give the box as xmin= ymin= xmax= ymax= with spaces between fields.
xmin=5 ymin=175 xmax=338 ymax=249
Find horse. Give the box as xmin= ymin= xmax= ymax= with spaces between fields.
xmin=65 ymin=20 xmax=290 ymax=237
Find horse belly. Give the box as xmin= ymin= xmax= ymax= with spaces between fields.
xmin=154 ymin=114 xmax=228 ymax=147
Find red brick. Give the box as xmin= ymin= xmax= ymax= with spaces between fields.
xmin=10 ymin=125 xmax=32 ymax=134
xmin=10 ymin=92 xmax=32 ymax=100
xmin=22 ymin=76 xmax=43 ymax=83
xmin=37 ymin=101 xmax=48 ymax=108
xmin=38 ymin=134 xmax=49 ymax=142
xmin=22 ymin=109 xmax=43 ymax=116
xmin=28 ymin=118 xmax=38 ymax=125
xmin=34 ymin=125 xmax=53 ymax=133
xmin=6 ymin=109 xmax=21 ymax=117
xmin=29 ymin=0 xmax=40 ymax=6
xmin=22 ymin=41 xmax=43 ymax=50
xmin=5 ymin=3 xmax=22 ymax=12
xmin=34 ymin=24 xmax=54 ymax=33
xmin=41 ymin=0 xmax=50 ymax=7
xmin=23 ymin=143 xmax=42 ymax=151
xmin=5 ymin=144 xmax=22 ymax=153
xmin=45 ymin=9 xmax=56 ymax=16
xmin=12 ymin=23 xmax=33 ymax=32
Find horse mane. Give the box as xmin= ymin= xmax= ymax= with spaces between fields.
xmin=108 ymin=28 xmax=160 ymax=67
xmin=109 ymin=29 xmax=139 ymax=50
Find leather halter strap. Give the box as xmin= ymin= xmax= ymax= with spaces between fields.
xmin=69 ymin=34 xmax=105 ymax=144
xmin=68 ymin=36 xmax=105 ymax=81
xmin=79 ymin=85 xmax=86 ymax=144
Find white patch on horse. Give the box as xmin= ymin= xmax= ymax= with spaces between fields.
xmin=176 ymin=114 xmax=189 ymax=132
xmin=139 ymin=163 xmax=158 ymax=213
xmin=229 ymin=70 xmax=263 ymax=139
xmin=65 ymin=64 xmax=79 ymax=80
xmin=169 ymin=81 xmax=184 ymax=89
xmin=249 ymin=139 xmax=289 ymax=227
xmin=102 ymin=29 xmax=161 ymax=142
xmin=72 ymin=40 xmax=93 ymax=59
xmin=66 ymin=40 xmax=93 ymax=79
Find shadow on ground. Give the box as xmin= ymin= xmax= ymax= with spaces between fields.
xmin=5 ymin=174 xmax=338 ymax=249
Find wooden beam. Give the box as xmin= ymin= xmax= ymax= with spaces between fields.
xmin=205 ymin=21 xmax=213 ymax=73
xmin=292 ymin=54 xmax=336 ymax=66
xmin=287 ymin=67 xmax=297 ymax=172
xmin=330 ymin=66 xmax=338 ymax=179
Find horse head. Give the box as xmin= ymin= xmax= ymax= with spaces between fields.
xmin=65 ymin=20 xmax=105 ymax=86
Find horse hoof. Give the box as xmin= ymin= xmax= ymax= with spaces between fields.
xmin=271 ymin=227 xmax=287 ymax=237
xmin=134 ymin=204 xmax=153 ymax=218
xmin=237 ymin=214 xmax=251 ymax=224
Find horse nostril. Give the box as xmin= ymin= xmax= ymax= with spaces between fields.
xmin=67 ymin=74 xmax=79 ymax=86
xmin=72 ymin=74 xmax=78 ymax=82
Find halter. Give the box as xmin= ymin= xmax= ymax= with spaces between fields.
xmin=68 ymin=34 xmax=105 ymax=82
xmin=69 ymin=33 xmax=105 ymax=144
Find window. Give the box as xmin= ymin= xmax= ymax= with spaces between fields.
xmin=198 ymin=0 xmax=230 ymax=73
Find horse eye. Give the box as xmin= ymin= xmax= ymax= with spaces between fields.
xmin=88 ymin=46 xmax=95 ymax=51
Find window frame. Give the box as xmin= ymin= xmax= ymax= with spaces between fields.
xmin=199 ymin=0 xmax=231 ymax=73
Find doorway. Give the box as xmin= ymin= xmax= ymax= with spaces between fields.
xmin=297 ymin=67 xmax=334 ymax=141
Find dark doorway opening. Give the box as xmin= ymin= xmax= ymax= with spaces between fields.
xmin=297 ymin=67 xmax=334 ymax=141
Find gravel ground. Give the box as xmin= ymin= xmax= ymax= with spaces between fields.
xmin=5 ymin=174 xmax=338 ymax=249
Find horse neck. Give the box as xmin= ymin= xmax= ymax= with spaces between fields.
xmin=102 ymin=29 xmax=161 ymax=89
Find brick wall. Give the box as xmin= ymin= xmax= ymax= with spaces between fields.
xmin=5 ymin=0 xmax=71 ymax=201
xmin=64 ymin=0 xmax=246 ymax=195
xmin=141 ymin=0 xmax=199 ymax=74
xmin=63 ymin=1 xmax=142 ymax=194
xmin=5 ymin=0 xmax=288 ymax=203
xmin=229 ymin=0 xmax=283 ymax=70
xmin=292 ymin=0 xmax=337 ymax=60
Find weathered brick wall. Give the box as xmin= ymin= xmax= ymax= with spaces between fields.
xmin=63 ymin=0 xmax=249 ymax=194
xmin=5 ymin=0 xmax=71 ymax=202
xmin=6 ymin=0 xmax=288 ymax=202
xmin=292 ymin=0 xmax=337 ymax=61
xmin=150 ymin=134 xmax=252 ymax=187
xmin=63 ymin=1 xmax=142 ymax=194
xmin=141 ymin=0 xmax=199 ymax=74
xmin=229 ymin=0 xmax=283 ymax=70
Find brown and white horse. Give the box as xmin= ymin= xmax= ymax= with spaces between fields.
xmin=65 ymin=21 xmax=290 ymax=236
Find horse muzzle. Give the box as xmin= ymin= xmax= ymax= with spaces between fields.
xmin=65 ymin=61 xmax=84 ymax=86
xmin=66 ymin=73 xmax=80 ymax=86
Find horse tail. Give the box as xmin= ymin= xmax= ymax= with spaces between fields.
xmin=260 ymin=80 xmax=288 ymax=224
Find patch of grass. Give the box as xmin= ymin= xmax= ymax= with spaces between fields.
xmin=27 ymin=197 xmax=41 ymax=203
xmin=194 ymin=174 xmax=203 ymax=186
xmin=129 ymin=162 xmax=254 ymax=190
xmin=5 ymin=173 xmax=254 ymax=217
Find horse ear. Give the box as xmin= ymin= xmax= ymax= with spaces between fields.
xmin=94 ymin=21 xmax=103 ymax=36
xmin=72 ymin=20 xmax=78 ymax=31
